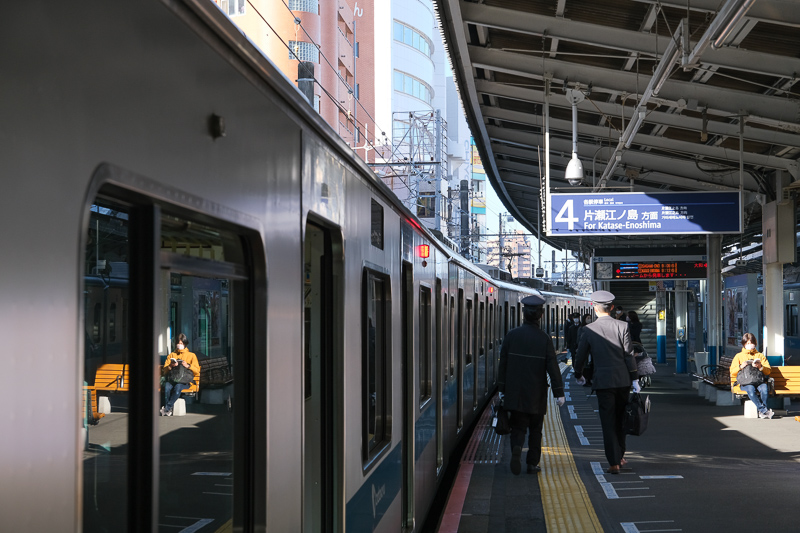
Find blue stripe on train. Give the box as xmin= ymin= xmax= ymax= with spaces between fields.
xmin=345 ymin=444 xmax=402 ymax=532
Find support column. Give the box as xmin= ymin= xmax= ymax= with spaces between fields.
xmin=675 ymin=280 xmax=688 ymax=372
xmin=707 ymin=235 xmax=723 ymax=366
xmin=762 ymin=170 xmax=795 ymax=365
xmin=763 ymin=262 xmax=784 ymax=365
xmin=656 ymin=290 xmax=666 ymax=364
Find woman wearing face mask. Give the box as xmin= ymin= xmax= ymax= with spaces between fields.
xmin=730 ymin=332 xmax=772 ymax=419
xmin=161 ymin=333 xmax=201 ymax=416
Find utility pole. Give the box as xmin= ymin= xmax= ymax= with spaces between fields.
xmin=435 ymin=109 xmax=442 ymax=232
xmin=498 ymin=212 xmax=505 ymax=269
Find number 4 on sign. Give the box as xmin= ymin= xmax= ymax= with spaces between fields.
xmin=555 ymin=199 xmax=578 ymax=230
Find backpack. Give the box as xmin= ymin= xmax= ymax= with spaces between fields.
xmin=168 ymin=362 xmax=194 ymax=385
xmin=736 ymin=363 xmax=765 ymax=387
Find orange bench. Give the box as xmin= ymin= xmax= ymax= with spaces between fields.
xmin=733 ymin=366 xmax=800 ymax=397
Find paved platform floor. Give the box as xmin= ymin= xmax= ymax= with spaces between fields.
xmin=439 ymin=361 xmax=800 ymax=532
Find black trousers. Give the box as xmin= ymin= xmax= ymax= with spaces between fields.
xmin=509 ymin=410 xmax=545 ymax=466
xmin=596 ymin=387 xmax=630 ymax=467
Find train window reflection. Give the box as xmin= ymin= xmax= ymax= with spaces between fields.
xmin=364 ymin=269 xmax=391 ymax=461
xmin=158 ymin=214 xmax=242 ymax=531
xmin=83 ymin=200 xmax=131 ymax=532
xmin=419 ymin=286 xmax=431 ymax=404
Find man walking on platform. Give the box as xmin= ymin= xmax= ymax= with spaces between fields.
xmin=498 ymin=295 xmax=566 ymax=475
xmin=574 ymin=291 xmax=639 ymax=474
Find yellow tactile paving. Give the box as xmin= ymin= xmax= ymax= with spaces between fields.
xmin=539 ymin=376 xmax=604 ymax=532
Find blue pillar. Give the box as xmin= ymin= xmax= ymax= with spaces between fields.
xmin=708 ymin=345 xmax=717 ymax=367
xmin=676 ymin=340 xmax=687 ymax=373
xmin=656 ymin=290 xmax=667 ymax=364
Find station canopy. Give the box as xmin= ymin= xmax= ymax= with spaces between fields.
xmin=434 ymin=0 xmax=800 ymax=273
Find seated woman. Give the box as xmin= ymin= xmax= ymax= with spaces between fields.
xmin=161 ymin=333 xmax=201 ymax=416
xmin=730 ymin=332 xmax=773 ymax=419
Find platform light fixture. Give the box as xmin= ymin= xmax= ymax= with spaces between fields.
xmin=564 ymin=88 xmax=585 ymax=186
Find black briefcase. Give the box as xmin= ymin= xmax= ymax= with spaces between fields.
xmin=491 ymin=401 xmax=511 ymax=435
xmin=623 ymin=392 xmax=650 ymax=436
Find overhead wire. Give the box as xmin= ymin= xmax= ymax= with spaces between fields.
xmin=245 ymin=0 xmax=414 ymax=190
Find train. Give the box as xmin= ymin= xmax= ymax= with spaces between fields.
xmin=1 ymin=1 xmax=591 ymax=531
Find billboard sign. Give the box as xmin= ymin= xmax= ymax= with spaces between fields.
xmin=547 ymin=191 xmax=740 ymax=235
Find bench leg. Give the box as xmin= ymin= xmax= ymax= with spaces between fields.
xmin=98 ymin=396 xmax=111 ymax=415
xmin=172 ymin=398 xmax=186 ymax=416
xmin=715 ymin=389 xmax=737 ymax=406
xmin=743 ymin=400 xmax=759 ymax=418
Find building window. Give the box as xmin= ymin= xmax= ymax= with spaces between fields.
xmin=417 ymin=192 xmax=435 ymax=219
xmin=288 ymin=0 xmax=318 ymax=14
xmin=215 ymin=0 xmax=245 ymax=17
xmin=393 ymin=21 xmax=433 ymax=57
xmin=392 ymin=70 xmax=433 ymax=104
xmin=289 ymin=41 xmax=320 ymax=63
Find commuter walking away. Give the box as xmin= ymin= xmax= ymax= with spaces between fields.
xmin=574 ymin=291 xmax=639 ymax=474
xmin=628 ymin=311 xmax=643 ymax=343
xmin=574 ymin=313 xmax=594 ymax=386
xmin=567 ymin=313 xmax=580 ymax=360
xmin=498 ymin=295 xmax=566 ymax=475
xmin=731 ymin=332 xmax=773 ymax=419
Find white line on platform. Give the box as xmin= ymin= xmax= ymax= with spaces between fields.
xmin=621 ymin=521 xmax=681 ymax=532
xmin=639 ymin=475 xmax=683 ymax=479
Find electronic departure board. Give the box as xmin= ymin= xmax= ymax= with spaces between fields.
xmin=594 ymin=260 xmax=708 ymax=280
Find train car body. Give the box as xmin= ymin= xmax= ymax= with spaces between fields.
xmin=0 ymin=1 xmax=590 ymax=531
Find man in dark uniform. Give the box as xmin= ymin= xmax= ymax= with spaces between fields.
xmin=574 ymin=291 xmax=639 ymax=474
xmin=498 ymin=295 xmax=566 ymax=475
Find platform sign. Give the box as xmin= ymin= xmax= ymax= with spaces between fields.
xmin=547 ymin=191 xmax=740 ymax=235
xmin=594 ymin=256 xmax=707 ymax=281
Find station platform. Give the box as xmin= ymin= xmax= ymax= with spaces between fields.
xmin=437 ymin=362 xmax=800 ymax=533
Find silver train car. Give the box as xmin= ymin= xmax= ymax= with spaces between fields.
xmin=1 ymin=1 xmax=591 ymax=531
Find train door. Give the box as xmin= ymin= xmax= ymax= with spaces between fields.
xmin=457 ymin=288 xmax=464 ymax=429
xmin=435 ymin=278 xmax=444 ymax=472
xmin=401 ymin=262 xmax=415 ymax=531
xmin=83 ymin=197 xmax=258 ymax=532
xmin=303 ymin=222 xmax=340 ymax=533
xmin=465 ymin=296 xmax=475 ymax=410
xmin=487 ymin=301 xmax=493 ymax=390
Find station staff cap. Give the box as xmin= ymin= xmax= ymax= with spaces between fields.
xmin=521 ymin=295 xmax=546 ymax=308
xmin=591 ymin=290 xmax=615 ymax=304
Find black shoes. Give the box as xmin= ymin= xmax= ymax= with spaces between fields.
xmin=510 ymin=446 xmax=522 ymax=475
xmin=527 ymin=465 xmax=541 ymax=474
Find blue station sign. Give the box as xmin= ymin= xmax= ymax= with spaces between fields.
xmin=547 ymin=191 xmax=741 ymax=235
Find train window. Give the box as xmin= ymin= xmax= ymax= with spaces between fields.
xmin=787 ymin=305 xmax=797 ymax=337
xmin=364 ymin=268 xmax=391 ymax=460
xmin=83 ymin=196 xmax=256 ymax=532
xmin=510 ymin=306 xmax=516 ymax=329
xmin=370 ymin=199 xmax=383 ymax=250
xmin=449 ymin=296 xmax=455 ymax=378
xmin=488 ymin=303 xmax=494 ymax=350
xmin=419 ymin=286 xmax=432 ymax=404
xmin=545 ymin=304 xmax=550 ymax=333
xmin=478 ymin=301 xmax=485 ymax=356
xmin=109 ymin=303 xmax=117 ymax=342
xmin=465 ymin=299 xmax=473 ymax=366
xmin=93 ymin=302 xmax=102 ymax=343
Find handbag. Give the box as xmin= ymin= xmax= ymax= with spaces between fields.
xmin=623 ymin=392 xmax=650 ymax=436
xmin=636 ymin=355 xmax=656 ymax=376
xmin=491 ymin=400 xmax=511 ymax=436
xmin=736 ymin=362 xmax=765 ymax=387
xmin=168 ymin=362 xmax=194 ymax=385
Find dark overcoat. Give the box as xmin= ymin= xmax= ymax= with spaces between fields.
xmin=498 ymin=321 xmax=564 ymax=414
xmin=574 ymin=316 xmax=638 ymax=389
